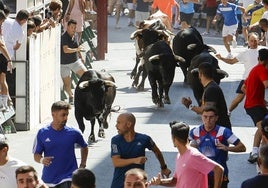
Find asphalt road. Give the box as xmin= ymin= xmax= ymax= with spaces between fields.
xmin=5 ymin=15 xmax=261 ymax=188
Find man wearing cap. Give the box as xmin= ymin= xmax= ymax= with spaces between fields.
xmin=181 ymin=62 xmax=231 ymax=130
xmin=243 ymin=48 xmax=268 ymax=164
xmin=0 ymin=134 xmax=27 ymax=188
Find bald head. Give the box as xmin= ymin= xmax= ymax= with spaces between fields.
xmin=119 ymin=113 xmax=136 ymax=126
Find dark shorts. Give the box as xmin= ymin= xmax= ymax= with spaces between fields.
xmin=245 ymin=106 xmax=268 ymax=125
xmin=180 ymin=12 xmax=194 ymax=25
xmin=208 ymin=174 xmax=229 ymax=188
xmin=236 ymin=80 xmax=244 ymax=94
xmin=204 ymin=7 xmax=217 ymax=17
xmin=0 ymin=54 xmax=7 ymax=74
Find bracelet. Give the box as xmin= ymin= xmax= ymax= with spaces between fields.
xmin=161 ymin=164 xmax=167 ymax=170
xmin=40 ymin=157 xmax=44 ymax=164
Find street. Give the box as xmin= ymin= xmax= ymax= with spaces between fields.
xmin=6 ymin=15 xmax=261 ymax=188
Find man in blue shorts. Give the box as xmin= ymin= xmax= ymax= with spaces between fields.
xmin=32 ymin=101 xmax=88 ymax=188
xmin=212 ymin=0 xmax=245 ymax=59
xmin=111 ymin=112 xmax=171 ymax=188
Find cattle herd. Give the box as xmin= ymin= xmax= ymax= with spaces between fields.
xmin=74 ymin=14 xmax=229 ymax=144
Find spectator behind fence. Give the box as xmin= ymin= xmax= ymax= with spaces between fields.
xmin=61 ymin=19 xmax=87 ymax=105
xmin=189 ymin=106 xmax=246 ymax=188
xmin=16 ymin=165 xmax=48 ymax=188
xmin=0 ymin=134 xmax=27 ymax=188
xmin=149 ymin=121 xmax=224 ymax=187
xmin=65 ymin=0 xmax=86 ymax=42
xmin=241 ymin=145 xmax=268 ymax=188
xmin=124 ymin=168 xmax=148 ymax=188
xmin=111 ymin=112 xmax=171 ymax=188
xmin=32 ymin=101 xmax=88 ymax=188
xmin=71 ymin=168 xmax=96 ymax=188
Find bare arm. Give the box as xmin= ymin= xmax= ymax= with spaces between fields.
xmin=151 ymin=145 xmax=171 ymax=177
xmin=264 ymin=80 xmax=268 ymax=88
xmin=80 ymin=146 xmax=88 ymax=168
xmin=63 ymin=45 xmax=83 ymax=54
xmin=149 ymin=173 xmax=177 ymax=187
xmin=13 ymin=41 xmax=21 ymax=51
xmin=111 ymin=155 xmax=147 ymax=167
xmin=216 ymin=141 xmax=246 ymax=152
xmin=216 ymin=54 xmax=239 ymax=64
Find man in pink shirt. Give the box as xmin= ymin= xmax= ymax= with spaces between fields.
xmin=149 ymin=121 xmax=224 ymax=188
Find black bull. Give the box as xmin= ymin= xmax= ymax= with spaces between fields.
xmin=172 ymin=27 xmax=228 ymax=105
xmin=74 ymin=70 xmax=116 ymax=143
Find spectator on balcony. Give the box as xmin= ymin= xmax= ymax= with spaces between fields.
xmin=65 ymin=0 xmax=86 ymax=42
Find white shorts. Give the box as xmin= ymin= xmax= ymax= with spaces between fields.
xmin=61 ymin=59 xmax=87 ymax=78
xmin=135 ymin=11 xmax=150 ymax=23
xmin=222 ymin=24 xmax=238 ymax=37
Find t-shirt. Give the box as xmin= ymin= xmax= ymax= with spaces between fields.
xmin=245 ymin=3 xmax=265 ymax=25
xmin=32 ymin=125 xmax=88 ymax=186
xmin=0 ymin=157 xmax=27 ymax=188
xmin=136 ymin=0 xmax=151 ymax=12
xmin=61 ymin=31 xmax=79 ymax=65
xmin=236 ymin=47 xmax=260 ymax=79
xmin=174 ymin=147 xmax=217 ymax=188
xmin=241 ymin=175 xmax=268 ymax=188
xmin=151 ymin=0 xmax=177 ymax=21
xmin=216 ymin=2 xmax=238 ymax=26
xmin=244 ymin=63 xmax=268 ymax=108
xmin=202 ymin=81 xmax=231 ymax=129
xmin=179 ymin=2 xmax=195 ymax=14
xmin=2 ymin=18 xmax=24 ymax=58
xmin=110 ymin=133 xmax=155 ymax=188
xmin=189 ymin=125 xmax=240 ymax=176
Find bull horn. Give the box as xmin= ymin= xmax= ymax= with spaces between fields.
xmin=156 ymin=30 xmax=170 ymax=38
xmin=174 ymin=55 xmax=185 ymax=63
xmin=130 ymin=29 xmax=142 ymax=40
xmin=104 ymin=80 xmax=117 ymax=87
xmin=149 ymin=55 xmax=160 ymax=62
xmin=78 ymin=81 xmax=89 ymax=89
xmin=216 ymin=69 xmax=229 ymax=77
xmin=187 ymin=44 xmax=197 ymax=50
xmin=191 ymin=68 xmax=199 ymax=74
xmin=208 ymin=46 xmax=217 ymax=54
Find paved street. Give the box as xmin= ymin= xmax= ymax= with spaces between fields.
xmin=5 ymin=15 xmax=262 ymax=188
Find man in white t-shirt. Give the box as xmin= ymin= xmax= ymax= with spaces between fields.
xmin=0 ymin=134 xmax=27 ymax=188
xmin=2 ymin=9 xmax=29 ymax=59
xmin=216 ymin=32 xmax=262 ymax=115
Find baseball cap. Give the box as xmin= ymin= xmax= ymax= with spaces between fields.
xmin=261 ymin=115 xmax=268 ymax=139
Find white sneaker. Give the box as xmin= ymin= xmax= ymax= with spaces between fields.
xmin=226 ymin=53 xmax=233 ymax=59
xmin=232 ymin=37 xmax=237 ymax=48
